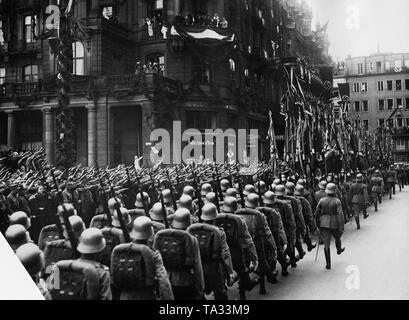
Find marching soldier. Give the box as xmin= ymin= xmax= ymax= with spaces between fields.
xmin=257 ymin=192 xmax=288 ymax=279
xmin=369 ymin=170 xmax=384 ymax=212
xmin=294 ymin=185 xmax=317 ymax=251
xmin=16 ymin=243 xmax=51 ymax=300
xmin=149 ymin=202 xmax=170 ymax=233
xmin=74 ymin=228 xmax=112 ymax=300
xmin=9 ymin=211 xmax=31 ymax=231
xmin=154 ymin=209 xmax=205 ymax=300
xmin=124 ymin=216 xmax=174 ymax=300
xmin=128 ymin=192 xmax=151 ymax=222
xmin=350 ymin=174 xmax=369 ymax=230
xmin=385 ymin=165 xmax=397 ymax=198
xmin=262 ymin=190 xmax=295 ymax=275
xmin=187 ymin=203 xmax=236 ymax=300
xmin=315 ymin=183 xmax=345 ymax=270
xmin=219 ymin=196 xmax=259 ymax=299
xmin=5 ymin=224 xmax=31 ymax=251
xmin=283 ymin=183 xmax=307 ymax=260
xmin=178 ymin=194 xmax=198 ymax=221
xmin=313 ymin=181 xmax=327 ymax=211
xmin=200 ymin=183 xmax=213 ymax=200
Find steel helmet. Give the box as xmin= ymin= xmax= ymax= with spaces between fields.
xmin=222 ymin=196 xmax=237 ymax=213
xmin=204 ymin=192 xmax=218 ymax=205
xmin=112 ymin=207 xmax=131 ymax=228
xmin=243 ymin=184 xmax=256 ymax=196
xmin=220 ymin=179 xmax=230 ymax=191
xmin=77 ymin=228 xmax=106 ymax=254
xmin=171 ymin=208 xmax=191 ymax=229
xmin=16 ymin=243 xmax=45 ymax=276
xmin=178 ymin=194 xmax=194 ymax=212
xmin=255 ymin=181 xmax=267 ymax=194
xmin=285 ymin=182 xmax=296 ymax=194
xmin=294 ymin=185 xmax=304 ymax=197
xmin=325 ymin=183 xmax=337 ymax=195
xmin=263 ymin=191 xmax=276 ymax=205
xmin=273 ymin=178 xmax=281 ymax=186
xmin=356 ymin=174 xmax=363 ymax=182
xmin=183 ymin=185 xmax=195 ymax=198
xmin=297 ymin=179 xmax=306 ymax=187
xmin=200 ymin=183 xmax=213 ymax=196
xmin=107 ymin=197 xmax=122 ymax=209
xmin=9 ymin=211 xmax=31 ymax=230
xmin=150 ymin=202 xmax=166 ymax=221
xmin=131 ymin=216 xmax=154 ymax=240
xmin=225 ymin=188 xmax=237 ymax=198
xmin=201 ymin=203 xmax=218 ymax=221
xmin=135 ymin=192 xmax=151 ymax=208
xmin=5 ymin=224 xmax=30 ymax=251
xmin=245 ymin=193 xmax=259 ymax=209
xmin=275 ymin=185 xmax=286 ymax=196
xmin=161 ymin=189 xmax=172 ymax=204
xmin=318 ymin=181 xmax=327 ymax=190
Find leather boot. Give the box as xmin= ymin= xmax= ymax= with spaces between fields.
xmin=305 ymin=237 xmax=317 ymax=252
xmin=355 ymin=216 xmax=360 ymax=230
xmin=324 ymin=248 xmax=331 ymax=270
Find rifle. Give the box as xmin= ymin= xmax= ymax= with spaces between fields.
xmin=257 ymin=178 xmax=264 ymax=206
xmin=60 ymin=203 xmax=80 ymax=258
xmin=113 ymin=198 xmax=131 ymax=243
xmin=136 ymin=175 xmax=150 ymax=217
xmin=96 ymin=164 xmax=113 ymax=226
xmin=236 ymin=167 xmax=245 ymax=208
xmin=148 ymin=168 xmax=159 ymax=203
xmin=214 ymin=165 xmax=224 ymax=203
xmin=191 ymin=167 xmax=203 ymax=223
xmin=158 ymin=182 xmax=169 ymax=228
xmin=165 ymin=169 xmax=178 ymax=211
xmin=212 ymin=172 xmax=221 ymax=213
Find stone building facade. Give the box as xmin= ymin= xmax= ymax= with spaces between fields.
xmin=337 ymin=52 xmax=409 ymax=162
xmin=0 ymin=0 xmax=331 ymax=167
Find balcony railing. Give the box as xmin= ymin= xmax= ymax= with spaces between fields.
xmin=0 ymin=72 xmax=182 ymax=100
xmin=0 ymin=81 xmax=41 ymax=98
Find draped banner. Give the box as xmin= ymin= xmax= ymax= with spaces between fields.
xmin=172 ymin=22 xmax=236 ymax=62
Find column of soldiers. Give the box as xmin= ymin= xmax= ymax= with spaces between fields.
xmin=0 ymin=161 xmax=405 ymax=300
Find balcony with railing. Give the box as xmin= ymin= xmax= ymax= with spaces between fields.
xmin=0 ymin=72 xmax=182 ymax=101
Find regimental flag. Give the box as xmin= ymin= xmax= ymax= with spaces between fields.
xmin=267 ymin=111 xmax=278 ymax=163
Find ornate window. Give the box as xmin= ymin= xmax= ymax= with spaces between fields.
xmin=23 ymin=65 xmax=38 ymax=82
xmin=24 ymin=15 xmax=37 ymax=43
xmin=72 ymin=41 xmax=85 ymax=75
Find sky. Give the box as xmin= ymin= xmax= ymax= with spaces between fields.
xmin=305 ymin=0 xmax=409 ymax=61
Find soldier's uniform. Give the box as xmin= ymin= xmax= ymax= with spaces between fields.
xmin=266 ymin=193 xmax=297 ymax=271
xmin=385 ymin=167 xmax=397 ymax=197
xmin=294 ymin=186 xmax=317 ymax=252
xmin=257 ymin=191 xmax=288 ymax=278
xmin=281 ymin=184 xmax=307 ymax=260
xmin=154 ymin=210 xmax=205 ymax=300
xmin=315 ymin=183 xmax=345 ymax=270
xmin=219 ymin=197 xmax=258 ymax=299
xmin=236 ymin=194 xmax=277 ymax=294
xmin=188 ymin=203 xmax=235 ymax=300
xmin=349 ymin=174 xmax=369 ymax=230
xmin=77 ymin=257 xmax=112 ymax=300
xmin=117 ymin=216 xmax=174 ymax=300
xmin=313 ymin=181 xmax=327 ymax=211
xmin=397 ymin=166 xmax=405 ymax=191
xmin=369 ymin=171 xmax=384 ymax=212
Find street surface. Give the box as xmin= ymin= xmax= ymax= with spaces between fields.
xmin=228 ymin=188 xmax=409 ymax=300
